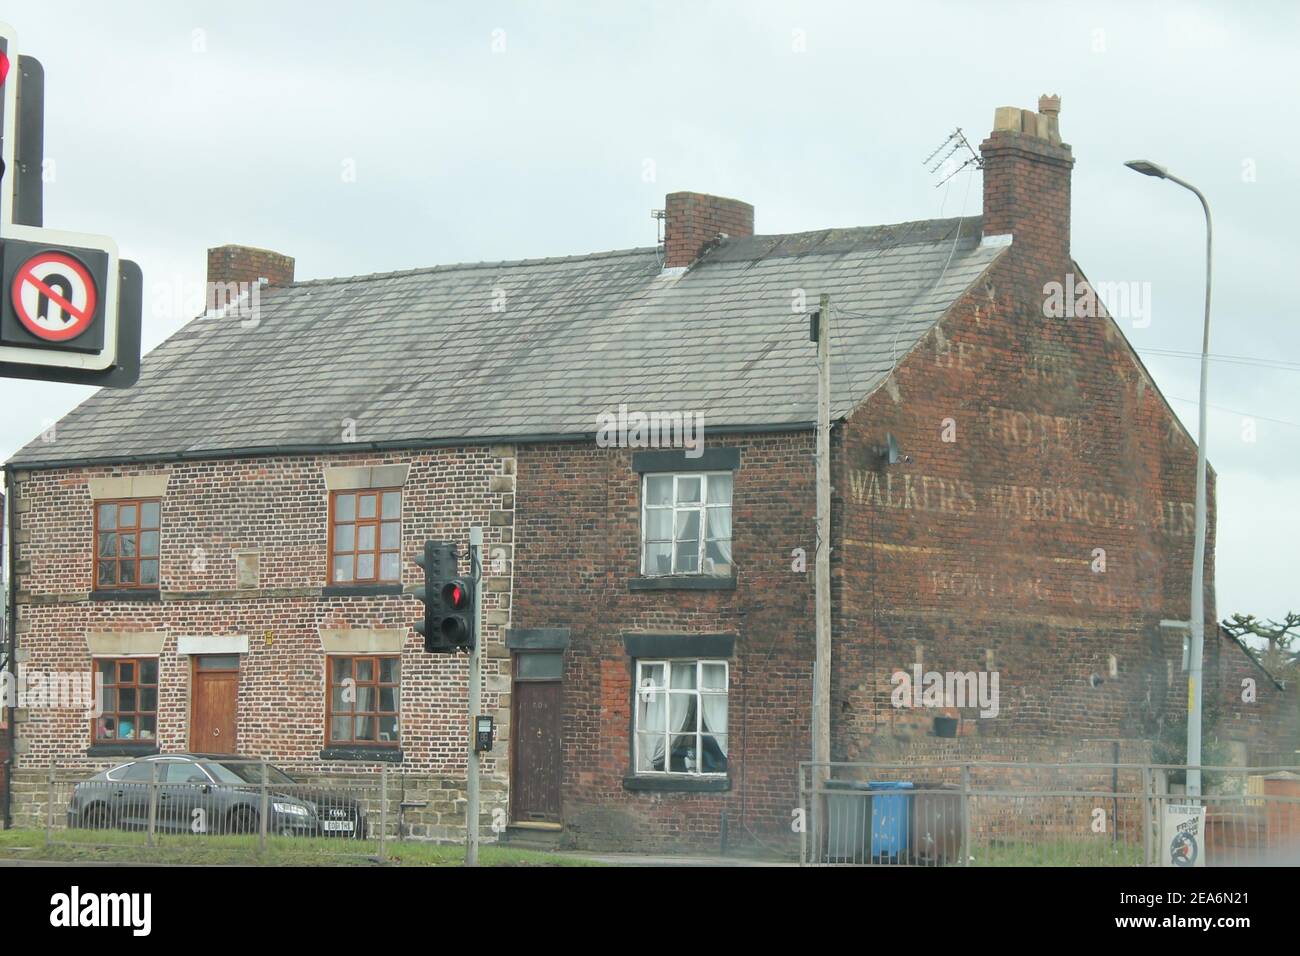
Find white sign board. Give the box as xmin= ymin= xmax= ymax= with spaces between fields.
xmin=0 ymin=223 xmax=119 ymax=370
xmin=1161 ymin=803 xmax=1206 ymax=867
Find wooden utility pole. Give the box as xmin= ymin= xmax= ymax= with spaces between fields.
xmin=466 ymin=525 xmax=483 ymax=866
xmin=814 ymin=294 xmax=832 ymax=782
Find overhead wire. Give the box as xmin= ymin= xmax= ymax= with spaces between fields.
xmin=1137 ymin=346 xmax=1300 ymax=374
xmin=1165 ymin=395 xmax=1300 ymax=429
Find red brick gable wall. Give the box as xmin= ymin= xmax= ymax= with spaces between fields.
xmin=832 ymin=241 xmax=1217 ymax=754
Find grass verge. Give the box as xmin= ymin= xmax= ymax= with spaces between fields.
xmin=971 ymin=838 xmax=1145 ymax=867
xmin=0 ymin=828 xmax=601 ymax=867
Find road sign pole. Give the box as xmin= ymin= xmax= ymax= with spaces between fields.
xmin=466 ymin=526 xmax=483 ymax=866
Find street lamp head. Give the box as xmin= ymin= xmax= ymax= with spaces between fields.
xmin=1125 ymin=159 xmax=1168 ymax=179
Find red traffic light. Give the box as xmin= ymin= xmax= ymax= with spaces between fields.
xmin=442 ymin=580 xmax=469 ymax=610
xmin=0 ymin=51 xmax=9 ymax=86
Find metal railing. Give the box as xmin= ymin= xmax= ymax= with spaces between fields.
xmin=799 ymin=761 xmax=1300 ymax=867
xmin=46 ymin=758 xmax=393 ymax=861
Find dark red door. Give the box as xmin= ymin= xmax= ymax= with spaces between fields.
xmin=511 ymin=652 xmax=563 ymax=823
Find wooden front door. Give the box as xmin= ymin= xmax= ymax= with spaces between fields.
xmin=190 ymin=655 xmax=239 ymax=754
xmin=510 ymin=651 xmax=563 ymax=824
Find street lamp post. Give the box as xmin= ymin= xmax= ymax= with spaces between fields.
xmin=1125 ymin=159 xmax=1213 ymax=800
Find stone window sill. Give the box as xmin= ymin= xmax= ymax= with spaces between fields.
xmin=629 ymin=575 xmax=736 ymax=592
xmin=320 ymin=746 xmax=404 ymax=763
xmin=90 ymin=589 xmax=161 ymax=602
xmin=321 ymin=584 xmax=405 ymax=598
xmin=87 ymin=742 xmax=160 ymax=758
xmin=622 ymin=774 xmax=731 ymax=793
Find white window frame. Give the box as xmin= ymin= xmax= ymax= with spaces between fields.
xmin=632 ymin=659 xmax=729 ymax=777
xmin=639 ymin=471 xmax=733 ymax=576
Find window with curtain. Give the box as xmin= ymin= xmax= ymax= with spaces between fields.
xmin=641 ymin=472 xmax=733 ymax=576
xmin=93 ymin=658 xmax=159 ymax=742
xmin=633 ymin=660 xmax=728 ymax=775
xmin=327 ymin=655 xmax=400 ymax=747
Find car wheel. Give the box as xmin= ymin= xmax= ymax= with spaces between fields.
xmin=228 ymin=807 xmax=259 ymax=835
xmin=80 ymin=802 xmax=110 ymax=830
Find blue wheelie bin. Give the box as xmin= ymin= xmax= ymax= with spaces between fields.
xmin=868 ymin=781 xmax=913 ymax=861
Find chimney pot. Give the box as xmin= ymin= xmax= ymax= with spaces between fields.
xmin=993 ymin=106 xmax=1022 ymax=133
xmin=980 ymin=95 xmax=1074 ymax=272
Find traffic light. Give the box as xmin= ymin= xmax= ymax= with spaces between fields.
xmin=414 ymin=541 xmax=476 ymax=653
xmin=1 ymin=27 xmax=13 ymax=202
xmin=439 ymin=576 xmax=475 ymax=646
xmin=0 ymin=22 xmax=42 ymax=230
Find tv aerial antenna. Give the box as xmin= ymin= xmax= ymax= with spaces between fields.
xmin=923 ymin=128 xmax=983 ymax=188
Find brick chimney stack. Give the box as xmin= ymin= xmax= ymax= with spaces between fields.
xmin=207 ymin=244 xmax=295 ymax=289
xmin=663 ymin=192 xmax=754 ymax=269
xmin=980 ymin=94 xmax=1074 ymax=273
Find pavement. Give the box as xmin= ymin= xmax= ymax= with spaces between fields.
xmin=556 ymin=850 xmax=796 ymax=867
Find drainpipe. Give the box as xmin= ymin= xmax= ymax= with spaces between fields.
xmin=3 ymin=463 xmax=17 ymax=829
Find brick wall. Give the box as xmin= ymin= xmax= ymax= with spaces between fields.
xmin=663 ymin=192 xmax=755 ymax=269
xmin=832 ymin=100 xmax=1217 ymax=753
xmin=207 ymin=244 xmax=295 ymax=288
xmin=1208 ymin=631 xmax=1300 ymax=762
xmin=512 ymin=435 xmax=814 ymax=853
xmin=6 ymin=446 xmax=516 ymax=838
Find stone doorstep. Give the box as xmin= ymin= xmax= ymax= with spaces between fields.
xmin=503 ymin=823 xmax=565 ymax=850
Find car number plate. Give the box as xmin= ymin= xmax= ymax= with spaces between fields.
xmin=322 ymin=820 xmax=354 ymax=831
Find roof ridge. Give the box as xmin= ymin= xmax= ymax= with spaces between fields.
xmin=749 ymin=215 xmax=981 ymax=248
xmin=286 ymin=245 xmax=661 ymax=289
xmin=277 ymin=216 xmax=982 ymax=290
xmin=7 ymin=219 xmax=1008 ymax=467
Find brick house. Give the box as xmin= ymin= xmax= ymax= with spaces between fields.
xmin=3 ymin=96 xmax=1294 ymax=847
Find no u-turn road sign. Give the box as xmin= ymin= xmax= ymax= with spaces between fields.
xmin=12 ymin=248 xmax=98 ymax=342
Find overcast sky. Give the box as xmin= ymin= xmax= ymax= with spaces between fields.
xmin=2 ymin=1 xmax=1297 ymax=623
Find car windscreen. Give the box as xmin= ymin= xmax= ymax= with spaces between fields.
xmin=115 ymin=762 xmax=156 ymax=782
xmin=201 ymin=761 xmax=296 ymax=785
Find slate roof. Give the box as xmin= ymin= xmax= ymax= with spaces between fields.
xmin=9 ymin=216 xmax=1006 ymax=467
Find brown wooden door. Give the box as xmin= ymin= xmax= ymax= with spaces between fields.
xmin=511 ymin=653 xmax=563 ymax=823
xmin=190 ymin=656 xmax=239 ymax=754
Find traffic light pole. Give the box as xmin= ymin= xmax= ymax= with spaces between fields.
xmin=466 ymin=525 xmax=483 ymax=866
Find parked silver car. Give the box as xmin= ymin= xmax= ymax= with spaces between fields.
xmin=66 ymin=753 xmax=367 ymax=838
